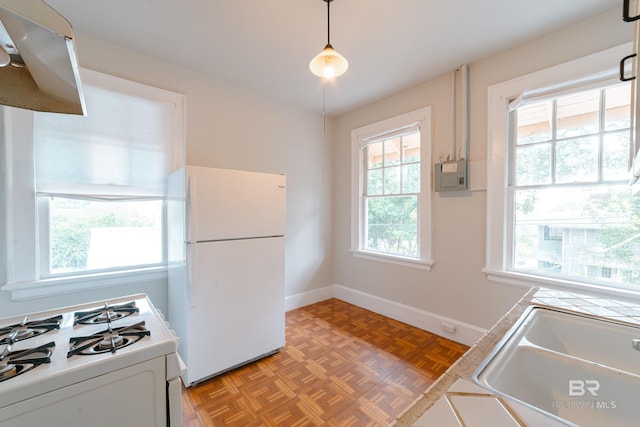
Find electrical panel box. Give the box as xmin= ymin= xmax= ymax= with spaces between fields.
xmin=434 ymin=160 xmax=467 ymax=192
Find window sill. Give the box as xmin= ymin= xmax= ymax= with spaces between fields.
xmin=483 ymin=268 xmax=640 ymax=302
xmin=1 ymin=267 xmax=167 ymax=301
xmin=350 ymin=249 xmax=434 ymax=271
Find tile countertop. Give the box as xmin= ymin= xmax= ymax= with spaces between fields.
xmin=392 ymin=287 xmax=640 ymax=426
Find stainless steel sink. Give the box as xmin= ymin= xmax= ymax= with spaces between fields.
xmin=473 ymin=306 xmax=640 ymax=427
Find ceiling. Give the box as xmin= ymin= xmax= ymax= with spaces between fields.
xmin=46 ymin=0 xmax=620 ymax=116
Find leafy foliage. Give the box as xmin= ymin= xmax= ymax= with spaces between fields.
xmin=366 ymin=196 xmax=417 ymax=256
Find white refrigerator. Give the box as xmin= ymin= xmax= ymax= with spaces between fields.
xmin=167 ymin=166 xmax=286 ymax=386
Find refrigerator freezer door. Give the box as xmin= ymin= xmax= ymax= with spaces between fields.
xmin=183 ymin=236 xmax=285 ymax=385
xmin=186 ymin=166 xmax=285 ymax=242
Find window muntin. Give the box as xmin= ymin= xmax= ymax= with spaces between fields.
xmin=509 ymin=82 xmax=640 ymax=286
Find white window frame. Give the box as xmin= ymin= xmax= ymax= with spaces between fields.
xmin=484 ymin=43 xmax=640 ymax=297
xmin=1 ymin=69 xmax=185 ymax=300
xmin=350 ymin=107 xmax=433 ymax=270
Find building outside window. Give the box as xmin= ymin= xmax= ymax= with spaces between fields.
xmin=350 ymin=107 xmax=433 ymax=270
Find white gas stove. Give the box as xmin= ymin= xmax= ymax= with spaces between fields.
xmin=0 ymin=294 xmax=183 ymax=426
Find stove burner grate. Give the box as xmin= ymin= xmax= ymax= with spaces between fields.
xmin=0 ymin=341 xmax=55 ymax=383
xmin=73 ymin=301 xmax=139 ymax=325
xmin=0 ymin=315 xmax=62 ymax=345
xmin=67 ymin=321 xmax=150 ymax=357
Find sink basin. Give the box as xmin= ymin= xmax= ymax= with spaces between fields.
xmin=474 ymin=306 xmax=640 ymax=427
xmin=522 ymin=307 xmax=640 ymax=376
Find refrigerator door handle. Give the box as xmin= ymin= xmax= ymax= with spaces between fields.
xmin=186 ymin=175 xmax=198 ymax=244
xmin=186 ymin=242 xmax=198 ymax=308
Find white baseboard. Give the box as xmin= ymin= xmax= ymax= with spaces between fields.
xmin=333 ymin=284 xmax=486 ymax=346
xmin=285 ymin=284 xmax=486 ymax=346
xmin=285 ymin=285 xmax=334 ymax=311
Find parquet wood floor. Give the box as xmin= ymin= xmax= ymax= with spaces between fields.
xmin=181 ymin=298 xmax=469 ymax=426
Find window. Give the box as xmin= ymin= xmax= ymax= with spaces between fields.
xmin=1 ymin=68 xmax=184 ymax=298
xmin=511 ymin=84 xmax=639 ymax=284
xmin=351 ymin=107 xmax=433 ymax=269
xmin=42 ymin=198 xmax=163 ymax=275
xmin=486 ymin=43 xmax=640 ymax=293
xmin=33 ymin=69 xmax=182 ymax=278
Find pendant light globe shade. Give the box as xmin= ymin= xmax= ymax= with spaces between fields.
xmin=309 ymin=44 xmax=348 ymax=78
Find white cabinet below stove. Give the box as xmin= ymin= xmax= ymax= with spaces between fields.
xmin=0 ymin=358 xmax=166 ymax=426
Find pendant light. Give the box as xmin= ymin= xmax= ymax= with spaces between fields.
xmin=309 ymin=0 xmax=348 ymax=78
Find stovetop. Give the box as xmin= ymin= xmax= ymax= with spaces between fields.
xmin=0 ymin=294 xmax=178 ymax=409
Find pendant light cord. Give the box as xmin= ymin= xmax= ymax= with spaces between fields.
xmin=326 ymin=0 xmax=332 ymax=46
xmin=322 ymin=84 xmax=327 ymax=185
xmin=323 ymin=84 xmax=327 ymax=134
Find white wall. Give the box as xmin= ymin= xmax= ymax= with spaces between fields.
xmin=0 ymin=34 xmax=333 ymax=316
xmin=332 ymin=8 xmax=632 ymax=330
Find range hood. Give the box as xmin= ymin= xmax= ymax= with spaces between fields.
xmin=0 ymin=0 xmax=85 ymax=115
